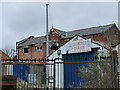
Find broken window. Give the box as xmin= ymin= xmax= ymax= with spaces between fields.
xmin=114 ymin=30 xmax=117 ymax=34
xmin=36 ymin=46 xmax=42 ymax=51
xmin=51 ymin=44 xmax=58 ymax=50
xmin=50 ymin=42 xmax=59 ymax=50
xmin=23 ymin=48 xmax=29 ymax=53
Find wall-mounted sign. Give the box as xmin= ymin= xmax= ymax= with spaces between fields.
xmin=66 ymin=38 xmax=91 ymax=54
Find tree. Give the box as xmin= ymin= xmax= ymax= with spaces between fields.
xmin=77 ymin=58 xmax=112 ymax=88
xmin=3 ymin=48 xmax=16 ymax=58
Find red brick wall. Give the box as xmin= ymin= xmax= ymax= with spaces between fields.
xmin=17 ymin=33 xmax=61 ymax=59
xmin=0 ymin=50 xmax=11 ymax=59
xmin=85 ymin=25 xmax=120 ymax=45
xmin=107 ymin=25 xmax=120 ymax=44
xmin=49 ymin=33 xmax=61 ymax=56
xmin=17 ymin=25 xmax=120 ymax=59
xmin=49 ymin=33 xmax=61 ymax=41
xmin=18 ymin=44 xmax=45 ymax=59
xmin=92 ymin=33 xmax=106 ymax=43
xmin=18 ymin=46 xmax=31 ymax=59
xmin=112 ymin=50 xmax=117 ymax=58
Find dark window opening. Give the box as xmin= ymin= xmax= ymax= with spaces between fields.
xmin=23 ymin=48 xmax=28 ymax=53
xmin=50 ymin=41 xmax=59 ymax=50
xmin=36 ymin=46 xmax=42 ymax=51
xmin=50 ymin=31 xmax=55 ymax=36
xmin=51 ymin=44 xmax=58 ymax=50
xmin=114 ymin=30 xmax=117 ymax=35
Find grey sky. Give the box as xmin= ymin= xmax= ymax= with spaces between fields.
xmin=2 ymin=2 xmax=118 ymax=50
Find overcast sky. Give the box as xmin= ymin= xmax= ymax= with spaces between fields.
xmin=1 ymin=2 xmax=118 ymax=50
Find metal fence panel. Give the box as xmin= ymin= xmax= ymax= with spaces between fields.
xmin=1 ymin=56 xmax=118 ymax=89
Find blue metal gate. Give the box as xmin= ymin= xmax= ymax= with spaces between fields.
xmin=63 ymin=52 xmax=94 ymax=88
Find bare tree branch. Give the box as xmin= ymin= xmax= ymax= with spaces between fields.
xmin=3 ymin=48 xmax=16 ymax=58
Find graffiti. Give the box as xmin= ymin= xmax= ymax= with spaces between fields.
xmin=66 ymin=39 xmax=91 ymax=53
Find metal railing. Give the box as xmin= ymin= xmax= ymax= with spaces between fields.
xmin=1 ymin=56 xmax=118 ymax=89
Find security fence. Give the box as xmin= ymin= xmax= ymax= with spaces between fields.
xmin=62 ymin=56 xmax=118 ymax=88
xmin=1 ymin=56 xmax=118 ymax=89
xmin=1 ymin=59 xmax=47 ymax=89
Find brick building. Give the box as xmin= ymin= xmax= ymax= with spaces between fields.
xmin=0 ymin=50 xmax=11 ymax=59
xmin=16 ymin=23 xmax=120 ymax=59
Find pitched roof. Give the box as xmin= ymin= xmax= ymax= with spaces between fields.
xmin=111 ymin=40 xmax=120 ymax=47
xmin=17 ymin=36 xmax=34 ymax=46
xmin=19 ymin=36 xmax=46 ymax=46
xmin=91 ymin=40 xmax=110 ymax=50
xmin=53 ymin=23 xmax=115 ymax=39
xmin=54 ymin=28 xmax=66 ymax=35
xmin=18 ymin=23 xmax=116 ymax=47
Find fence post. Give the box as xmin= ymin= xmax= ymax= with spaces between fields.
xmin=112 ymin=57 xmax=118 ymax=89
xmin=112 ymin=50 xmax=118 ymax=88
xmin=54 ymin=59 xmax=56 ymax=90
xmin=112 ymin=56 xmax=118 ymax=88
xmin=114 ymin=57 xmax=118 ymax=88
xmin=112 ymin=56 xmax=115 ymax=88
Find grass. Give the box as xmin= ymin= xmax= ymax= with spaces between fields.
xmin=17 ymin=81 xmax=46 ymax=89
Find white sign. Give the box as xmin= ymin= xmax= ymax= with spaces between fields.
xmin=66 ymin=38 xmax=91 ymax=54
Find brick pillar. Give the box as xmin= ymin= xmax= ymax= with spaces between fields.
xmin=112 ymin=50 xmax=117 ymax=58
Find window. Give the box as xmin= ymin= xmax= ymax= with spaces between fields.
xmin=23 ymin=48 xmax=29 ymax=53
xmin=36 ymin=46 xmax=42 ymax=51
xmin=114 ymin=30 xmax=118 ymax=35
xmin=52 ymin=32 xmax=55 ymax=36
xmin=50 ymin=42 xmax=59 ymax=50
xmin=51 ymin=44 xmax=58 ymax=50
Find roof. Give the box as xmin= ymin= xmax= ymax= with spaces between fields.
xmin=111 ymin=40 xmax=120 ymax=48
xmin=18 ymin=23 xmax=116 ymax=47
xmin=17 ymin=36 xmax=34 ymax=45
xmin=54 ymin=28 xmax=66 ymax=36
xmin=91 ymin=40 xmax=110 ymax=50
xmin=19 ymin=36 xmax=46 ymax=46
xmin=53 ymin=23 xmax=115 ymax=39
